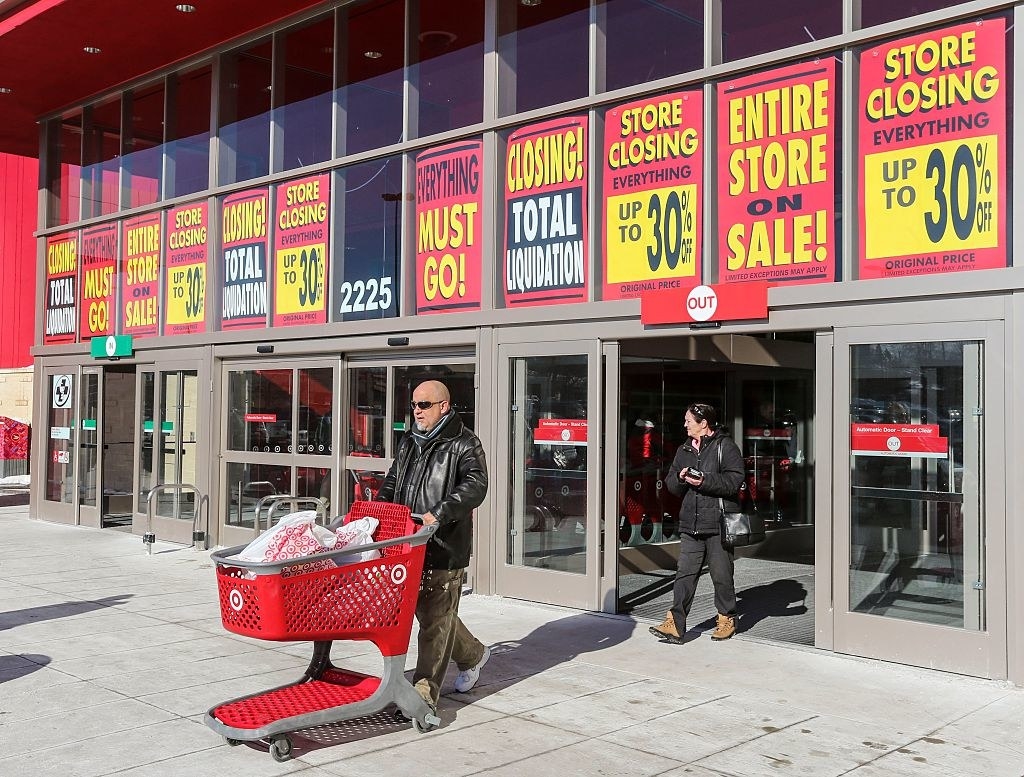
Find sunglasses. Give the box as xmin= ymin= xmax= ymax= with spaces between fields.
xmin=411 ymin=400 xmax=443 ymax=410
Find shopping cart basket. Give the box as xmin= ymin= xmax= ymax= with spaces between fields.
xmin=204 ymin=500 xmax=439 ymax=761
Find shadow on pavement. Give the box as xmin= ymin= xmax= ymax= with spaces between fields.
xmin=0 ymin=653 xmax=51 ymax=684
xmin=691 ymin=578 xmax=808 ymax=635
xmin=268 ymin=612 xmax=636 ymax=761
xmin=0 ymin=594 xmax=133 ymax=631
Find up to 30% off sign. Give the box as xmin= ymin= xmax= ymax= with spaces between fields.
xmin=865 ymin=136 xmax=998 ymax=259
xmin=607 ymin=184 xmax=698 ymax=281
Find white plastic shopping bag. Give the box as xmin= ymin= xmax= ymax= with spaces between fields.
xmin=333 ymin=516 xmax=381 ymax=563
xmin=235 ymin=510 xmax=337 ymax=562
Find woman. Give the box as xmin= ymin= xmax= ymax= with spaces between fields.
xmin=650 ymin=403 xmax=745 ymax=644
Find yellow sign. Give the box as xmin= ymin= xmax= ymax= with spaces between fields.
xmin=605 ymin=184 xmax=698 ymax=284
xmin=863 ymin=135 xmax=999 ymax=259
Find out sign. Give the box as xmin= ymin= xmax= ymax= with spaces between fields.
xmin=686 ymin=285 xmax=718 ymax=322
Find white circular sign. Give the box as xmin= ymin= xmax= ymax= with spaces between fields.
xmin=886 ymin=436 xmax=901 ymax=451
xmin=228 ymin=589 xmax=245 ymax=611
xmin=686 ymin=285 xmax=718 ymax=322
xmin=390 ymin=564 xmax=407 ymax=585
xmin=104 ymin=335 xmax=117 ymax=357
xmin=560 ymin=429 xmax=571 ymax=441
xmin=52 ymin=375 xmax=73 ymax=409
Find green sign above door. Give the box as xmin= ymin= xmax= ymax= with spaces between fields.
xmin=90 ymin=335 xmax=133 ymax=359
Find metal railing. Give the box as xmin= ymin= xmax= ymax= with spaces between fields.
xmin=252 ymin=495 xmax=329 ymax=538
xmin=144 ymin=483 xmax=209 ymax=555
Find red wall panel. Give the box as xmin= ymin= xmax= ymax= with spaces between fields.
xmin=0 ymin=153 xmax=37 ymax=368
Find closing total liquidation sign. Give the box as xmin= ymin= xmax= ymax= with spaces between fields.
xmin=858 ymin=19 xmax=1006 ymax=279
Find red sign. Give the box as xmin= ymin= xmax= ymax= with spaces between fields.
xmin=717 ymin=60 xmax=837 ymax=284
xmin=415 ymin=140 xmax=483 ymax=314
xmin=850 ymin=423 xmax=948 ymax=458
xmin=858 ymin=19 xmax=1006 ymax=279
xmin=533 ymin=418 xmax=587 ymax=445
xmin=165 ymin=201 xmax=208 ymax=336
xmin=121 ymin=212 xmax=161 ymax=337
xmin=602 ymin=90 xmax=703 ymax=300
xmin=80 ymin=223 xmax=118 ymax=339
xmin=44 ymin=231 xmax=78 ymax=345
xmin=503 ymin=115 xmax=589 ymax=307
xmin=273 ymin=174 xmax=330 ymax=327
xmin=245 ymin=413 xmax=278 ymax=423
xmin=641 ymin=281 xmax=769 ymax=325
xmin=221 ymin=188 xmax=269 ymax=330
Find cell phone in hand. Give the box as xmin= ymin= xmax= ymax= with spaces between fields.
xmin=685 ymin=467 xmax=704 ymax=479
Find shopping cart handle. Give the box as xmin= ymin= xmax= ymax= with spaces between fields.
xmin=212 ymin=521 xmax=437 ymax=574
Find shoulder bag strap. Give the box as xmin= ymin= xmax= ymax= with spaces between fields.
xmin=717 ymin=444 xmax=724 ymax=514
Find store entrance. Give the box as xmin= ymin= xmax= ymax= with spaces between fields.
xmin=78 ymin=364 xmax=138 ymax=530
xmin=615 ymin=334 xmax=816 ymax=646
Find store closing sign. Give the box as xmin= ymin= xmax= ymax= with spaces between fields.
xmin=640 ymin=281 xmax=769 ymax=325
xmin=858 ymin=19 xmax=1006 ymax=279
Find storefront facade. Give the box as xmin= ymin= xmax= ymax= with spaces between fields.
xmin=11 ymin=0 xmax=1023 ymax=683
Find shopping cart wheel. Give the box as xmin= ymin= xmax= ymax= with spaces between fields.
xmin=413 ymin=711 xmax=441 ymax=733
xmin=269 ymin=735 xmax=293 ymax=762
xmin=225 ymin=738 xmax=242 ymax=747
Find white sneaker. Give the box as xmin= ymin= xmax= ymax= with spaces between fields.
xmin=453 ymin=646 xmax=490 ymax=693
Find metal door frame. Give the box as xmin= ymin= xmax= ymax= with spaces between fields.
xmin=135 ymin=358 xmax=209 ymax=545
xmin=832 ymin=321 xmax=1007 ymax=678
xmin=77 ymin=366 xmax=104 ymax=528
xmin=493 ymin=339 xmax=605 ymax=611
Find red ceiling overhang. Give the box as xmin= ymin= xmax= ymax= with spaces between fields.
xmin=0 ymin=0 xmax=330 ymax=158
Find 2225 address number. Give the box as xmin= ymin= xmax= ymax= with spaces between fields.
xmin=338 ymin=276 xmax=393 ymax=314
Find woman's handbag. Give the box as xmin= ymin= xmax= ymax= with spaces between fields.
xmin=718 ymin=503 xmax=766 ymax=547
xmin=716 ymin=444 xmax=765 ymax=547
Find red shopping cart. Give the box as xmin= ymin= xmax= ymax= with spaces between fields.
xmin=204 ymin=500 xmax=439 ymax=762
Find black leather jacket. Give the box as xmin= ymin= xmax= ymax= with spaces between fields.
xmin=375 ymin=411 xmax=488 ymax=570
xmin=665 ymin=431 xmax=745 ymax=535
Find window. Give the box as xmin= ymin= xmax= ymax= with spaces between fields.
xmin=219 ymin=40 xmax=273 ymax=185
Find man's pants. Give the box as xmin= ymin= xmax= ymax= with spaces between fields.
xmin=413 ymin=567 xmax=486 ymax=706
xmin=669 ymin=532 xmax=736 ymax=632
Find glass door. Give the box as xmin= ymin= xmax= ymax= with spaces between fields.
xmin=136 ymin=366 xmax=202 ymax=545
xmin=495 ymin=341 xmax=603 ymax=610
xmin=41 ymin=369 xmax=79 ymax=525
xmin=77 ymin=368 xmax=102 ymax=528
xmin=833 ymin=322 xmax=1006 ymax=678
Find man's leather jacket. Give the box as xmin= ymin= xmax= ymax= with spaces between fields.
xmin=375 ymin=412 xmax=488 ymax=570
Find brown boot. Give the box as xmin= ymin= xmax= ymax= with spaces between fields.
xmin=711 ymin=613 xmax=736 ymax=641
xmin=649 ymin=611 xmax=684 ymax=644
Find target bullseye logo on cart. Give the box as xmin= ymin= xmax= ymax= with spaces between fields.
xmin=391 ymin=564 xmax=407 ymax=585
xmin=228 ymin=589 xmax=245 ymax=611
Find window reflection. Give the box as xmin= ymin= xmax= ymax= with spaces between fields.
xmin=338 ymin=0 xmax=404 ymax=156
xmin=277 ymin=16 xmax=334 ymax=172
xmin=349 ymin=366 xmax=386 ymax=457
xmin=124 ymin=81 xmax=165 ymax=208
xmin=860 ymin=0 xmax=965 ymax=28
xmin=412 ymin=0 xmax=484 ymax=138
xmin=46 ymin=114 xmax=83 ymax=227
xmin=601 ymin=0 xmax=703 ymax=92
xmin=722 ymin=0 xmax=841 ymax=62
xmin=849 ymin=341 xmax=980 ymax=630
xmin=218 ymin=40 xmax=273 ymax=185
xmin=509 ymin=354 xmax=589 ymax=574
xmin=332 ymin=156 xmax=402 ymax=321
xmin=498 ymin=0 xmax=589 ymax=116
xmin=82 ymin=96 xmax=122 ymax=218
xmin=167 ymin=65 xmax=212 ymax=198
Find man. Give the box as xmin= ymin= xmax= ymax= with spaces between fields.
xmin=375 ymin=380 xmax=490 ymax=712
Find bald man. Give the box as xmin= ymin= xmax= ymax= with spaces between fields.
xmin=376 ymin=380 xmax=490 ymax=713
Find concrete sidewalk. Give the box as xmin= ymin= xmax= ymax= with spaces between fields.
xmin=0 ymin=503 xmax=1021 ymax=777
